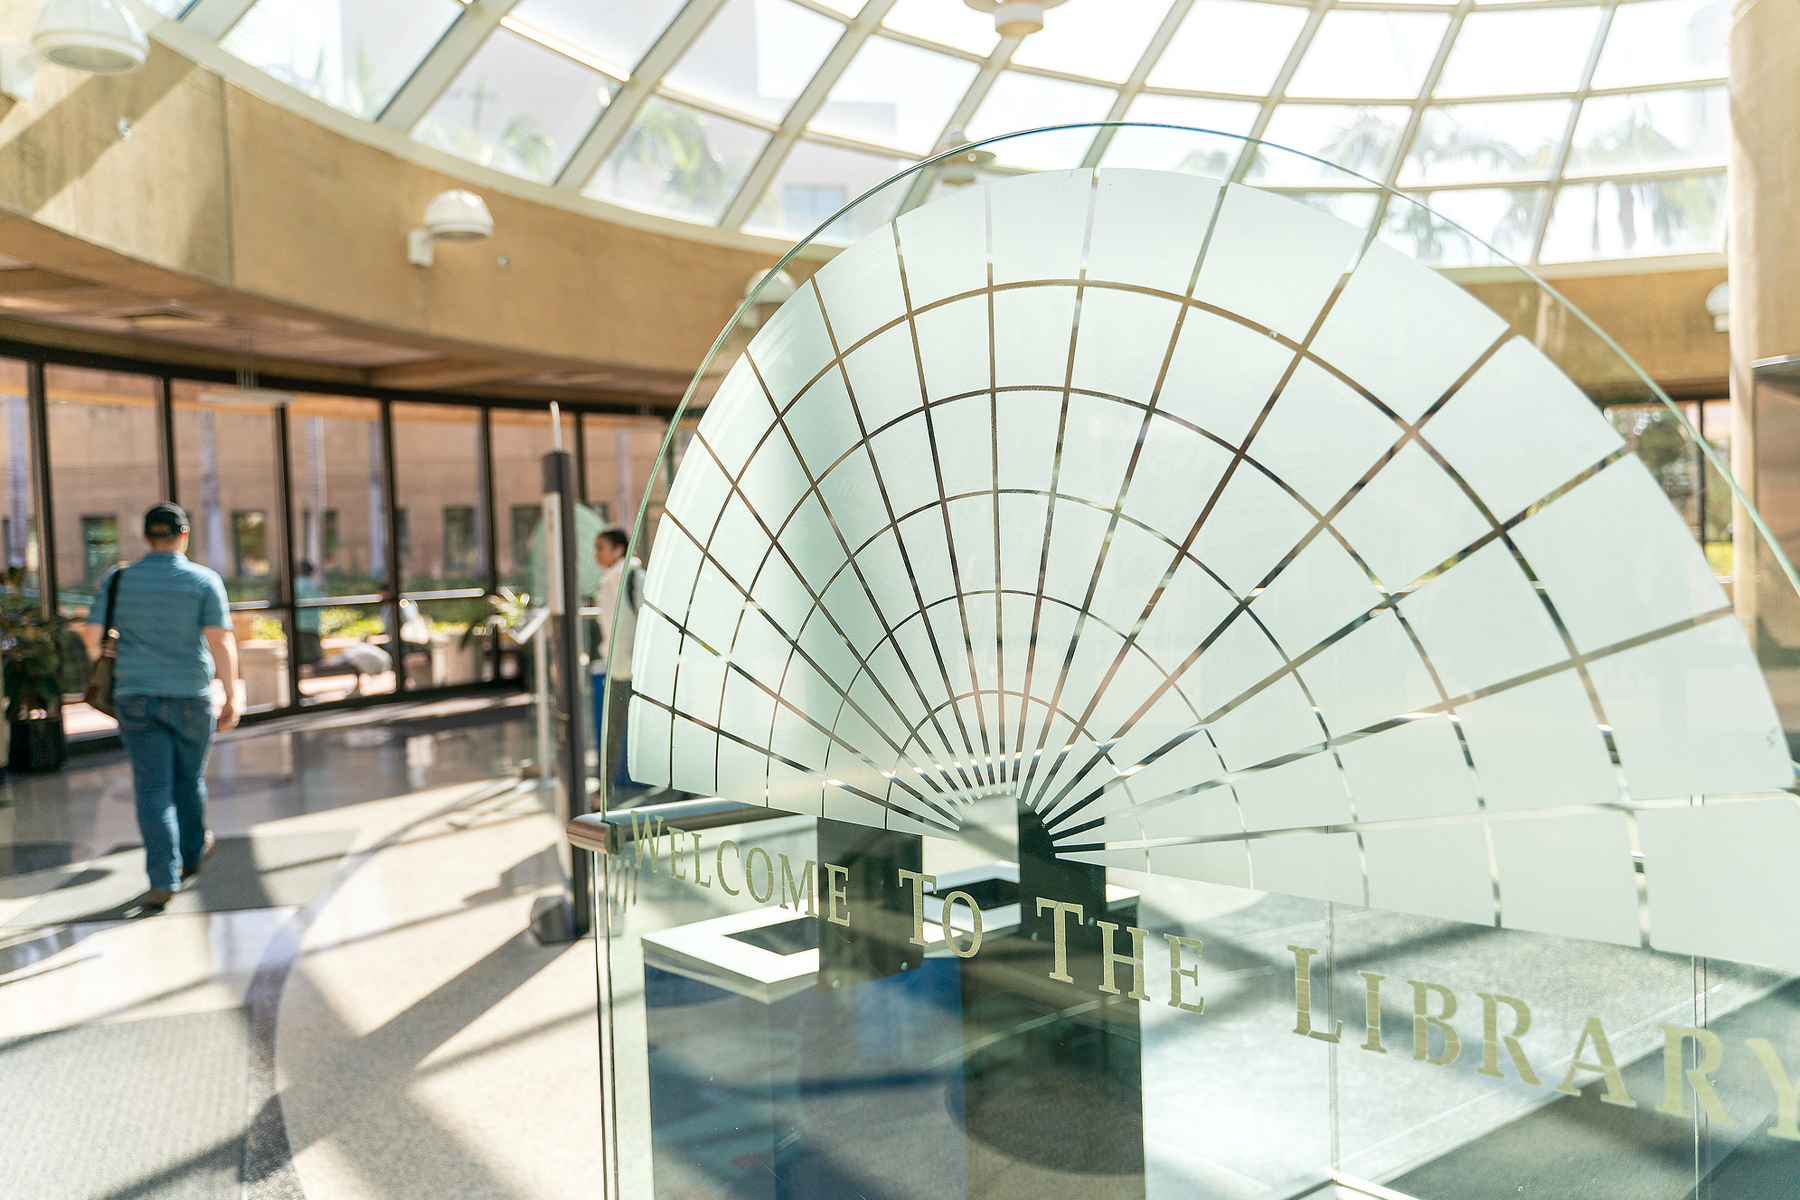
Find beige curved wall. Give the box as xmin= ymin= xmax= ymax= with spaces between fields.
xmin=0 ymin=26 xmax=797 ymax=388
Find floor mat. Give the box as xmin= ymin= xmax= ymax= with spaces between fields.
xmin=5 ymin=831 xmax=356 ymax=927
xmin=0 ymin=1007 xmax=250 ymax=1200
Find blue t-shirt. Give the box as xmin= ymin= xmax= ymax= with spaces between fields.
xmin=89 ymin=553 xmax=231 ymax=699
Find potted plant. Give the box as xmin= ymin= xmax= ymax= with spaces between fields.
xmin=0 ymin=568 xmax=86 ymax=772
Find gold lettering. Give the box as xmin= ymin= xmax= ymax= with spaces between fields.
xmin=1655 ymin=1025 xmax=1731 ymax=1124
xmin=1165 ymin=934 xmax=1205 ymax=1014
xmin=744 ymin=846 xmax=774 ymax=903
xmin=1475 ymin=993 xmax=1539 ymax=1085
xmin=634 ymin=815 xmax=665 ymax=872
xmin=1037 ymin=899 xmax=1085 ymax=983
xmin=1746 ymin=1039 xmax=1800 ymax=1141
xmin=824 ymin=863 xmax=850 ymax=926
xmin=668 ymin=826 xmax=687 ymax=879
xmin=1411 ymin=981 xmax=1459 ymax=1066
xmin=778 ymin=854 xmax=817 ymax=915
xmin=1094 ymin=921 xmax=1150 ymax=1001
xmin=716 ymin=840 xmax=741 ymax=896
xmin=1288 ymin=946 xmax=1341 ymax=1043
xmin=1360 ymin=972 xmax=1386 ymax=1055
xmin=941 ymin=890 xmax=983 ymax=958
xmin=1556 ymin=1017 xmax=1637 ymax=1107
xmin=692 ymin=832 xmax=711 ymax=888
xmin=897 ymin=868 xmax=937 ymax=947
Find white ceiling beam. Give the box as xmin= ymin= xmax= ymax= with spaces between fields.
xmin=717 ymin=0 xmax=900 ymax=233
xmin=377 ymin=0 xmax=522 ymax=134
xmin=553 ymin=0 xmax=734 ymax=191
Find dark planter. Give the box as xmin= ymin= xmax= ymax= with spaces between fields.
xmin=8 ymin=714 xmax=66 ymax=773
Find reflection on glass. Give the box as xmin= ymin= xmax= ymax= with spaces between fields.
xmin=507 ymin=0 xmax=686 ymax=73
xmin=588 ymin=96 xmax=768 ymax=225
xmin=1285 ymin=189 xmax=1383 ymax=230
xmin=1590 ymin=0 xmax=1730 ymax=90
xmin=220 ymin=0 xmax=461 ymax=119
xmin=1252 ymin=104 xmax=1410 ymax=184
xmin=965 ymin=73 xmax=1114 ymax=169
xmin=661 ymin=0 xmax=843 ymax=123
xmin=490 ymin=407 xmax=574 ymax=592
xmin=1400 ymin=100 xmax=1569 ymax=186
xmin=1385 ymin=187 xmax=1544 ymax=266
xmin=172 ymin=385 xmax=280 ymax=605
xmin=1433 ymin=8 xmax=1603 ymax=97
xmin=1566 ymin=87 xmax=1727 ymax=175
xmin=1540 ymin=170 xmax=1726 ymax=262
xmin=1007 ymin=0 xmax=1172 ymax=83
xmin=880 ymin=0 xmax=999 ymax=55
xmin=809 ymin=37 xmax=977 ymax=153
xmin=1146 ymin=0 xmax=1307 ymax=96
xmin=45 ymin=368 xmax=159 ymax=619
xmin=744 ymin=140 xmax=908 ymax=244
xmin=141 ymin=0 xmax=191 ymax=13
xmin=412 ymin=28 xmax=615 ymax=183
xmin=1102 ymin=98 xmax=1258 ymax=174
xmin=583 ymin=414 xmax=685 ymax=554
xmin=391 ymin=403 xmax=485 ymax=592
xmin=287 ymin=395 xmax=392 ymax=704
xmin=1285 ymin=10 xmax=1450 ymax=100
xmin=288 ymin=395 xmax=386 ymax=598
xmin=0 ymin=359 xmax=39 ymax=605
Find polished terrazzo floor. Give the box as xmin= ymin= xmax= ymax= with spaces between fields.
xmin=0 ymin=696 xmax=602 ymax=1200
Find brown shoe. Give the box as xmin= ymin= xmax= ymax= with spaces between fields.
xmin=140 ymin=888 xmax=175 ymax=913
xmin=182 ymin=830 xmax=216 ymax=881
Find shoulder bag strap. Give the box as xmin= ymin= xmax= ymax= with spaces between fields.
xmin=99 ymin=566 xmax=125 ymax=659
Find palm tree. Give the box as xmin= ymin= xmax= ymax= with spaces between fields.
xmin=612 ymin=102 xmax=733 ymax=217
xmin=1577 ymin=103 xmax=1718 ymax=255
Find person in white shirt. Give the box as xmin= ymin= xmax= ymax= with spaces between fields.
xmin=592 ymin=526 xmax=645 ymax=800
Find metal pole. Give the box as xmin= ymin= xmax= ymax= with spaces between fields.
xmin=25 ymin=360 xmax=56 ymax=619
xmin=533 ymin=448 xmax=591 ymax=941
xmin=155 ymin=376 xmax=177 ymax=504
xmin=377 ymin=401 xmax=406 ymax=692
xmin=272 ymin=404 xmax=302 ymax=711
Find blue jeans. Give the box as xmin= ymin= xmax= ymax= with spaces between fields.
xmin=116 ymin=695 xmax=215 ymax=891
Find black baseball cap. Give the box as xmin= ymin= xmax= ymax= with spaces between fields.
xmin=144 ymin=502 xmax=190 ymax=538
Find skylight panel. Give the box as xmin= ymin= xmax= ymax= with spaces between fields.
xmin=663 ymin=0 xmax=845 ymax=122
xmin=1146 ymin=0 xmax=1308 ymax=97
xmin=1008 ymin=0 xmax=1174 ymax=84
xmin=810 ymin=36 xmax=978 ymax=152
xmin=221 ymin=0 xmax=462 ymax=120
xmin=586 ymin=97 xmax=771 ymax=224
xmin=507 ymin=0 xmax=687 ymax=74
xmin=1435 ymin=8 xmax=1603 ymax=98
xmin=1285 ymin=11 xmax=1449 ymax=101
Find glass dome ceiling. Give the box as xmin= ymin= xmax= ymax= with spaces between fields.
xmin=177 ymin=0 xmax=1727 ymax=267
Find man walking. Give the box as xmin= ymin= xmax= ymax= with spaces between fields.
xmin=89 ymin=503 xmax=241 ymax=912
xmin=592 ymin=526 xmax=645 ymax=801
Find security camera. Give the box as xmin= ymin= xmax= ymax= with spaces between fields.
xmin=1 ymin=0 xmax=149 ymax=102
xmin=407 ymin=190 xmax=495 ymax=267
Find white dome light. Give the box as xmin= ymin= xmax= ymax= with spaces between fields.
xmin=422 ymin=189 xmax=494 ymax=242
xmin=31 ymin=0 xmax=148 ymax=75
xmin=964 ymin=0 xmax=1068 ymax=38
xmin=408 ymin=190 xmax=494 ymax=266
xmin=931 ymin=128 xmax=997 ymax=187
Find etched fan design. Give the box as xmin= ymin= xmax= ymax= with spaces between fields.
xmin=629 ymin=168 xmax=1799 ymax=969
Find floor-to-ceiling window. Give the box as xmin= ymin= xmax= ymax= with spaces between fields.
xmin=172 ymin=383 xmax=292 ymax=714
xmin=44 ymin=368 xmax=163 ymax=735
xmin=287 ymin=393 xmax=394 ymax=706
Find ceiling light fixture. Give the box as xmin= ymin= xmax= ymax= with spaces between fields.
xmin=931 ymin=128 xmax=996 ymax=187
xmin=1705 ymin=281 xmax=1729 ymax=333
xmin=963 ymin=0 xmax=1068 ymax=38
xmin=0 ymin=0 xmax=149 ymax=103
xmin=407 ymin=189 xmax=495 ymax=267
